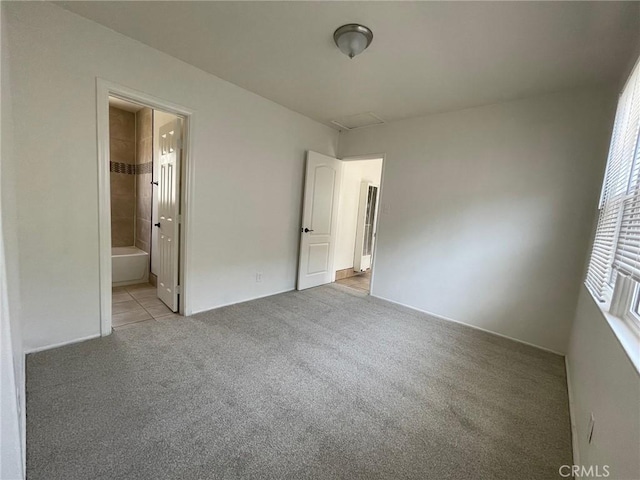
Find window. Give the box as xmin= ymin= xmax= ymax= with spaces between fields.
xmin=626 ymin=283 xmax=640 ymax=328
xmin=585 ymin=58 xmax=640 ymax=328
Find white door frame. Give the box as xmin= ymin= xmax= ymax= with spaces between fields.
xmin=338 ymin=154 xmax=386 ymax=295
xmin=96 ymin=78 xmax=196 ymax=335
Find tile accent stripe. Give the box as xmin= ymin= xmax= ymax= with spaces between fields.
xmin=110 ymin=161 xmax=135 ymax=175
xmin=136 ymin=162 xmax=152 ymax=175
xmin=110 ymin=161 xmax=152 ymax=175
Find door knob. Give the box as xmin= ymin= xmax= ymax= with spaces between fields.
xmin=154 ymin=223 xmax=161 ymax=228
xmin=304 ymin=228 xmax=314 ymax=233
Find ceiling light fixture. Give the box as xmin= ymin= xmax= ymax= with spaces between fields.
xmin=333 ymin=24 xmax=373 ymax=59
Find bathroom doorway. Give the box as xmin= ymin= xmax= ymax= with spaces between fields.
xmin=97 ymin=80 xmax=193 ymax=334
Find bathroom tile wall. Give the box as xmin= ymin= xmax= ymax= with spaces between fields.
xmin=135 ymin=107 xmax=153 ymax=254
xmin=109 ymin=106 xmax=136 ymax=247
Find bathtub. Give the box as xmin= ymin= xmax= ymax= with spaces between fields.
xmin=112 ymin=246 xmax=149 ymax=287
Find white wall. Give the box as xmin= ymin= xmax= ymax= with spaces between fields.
xmin=5 ymin=2 xmax=338 ymax=351
xmin=0 ymin=2 xmax=24 ymax=478
xmin=339 ymin=87 xmax=616 ymax=353
xmin=335 ymin=158 xmax=382 ymax=272
xmin=565 ymin=49 xmax=640 ymax=480
xmin=566 ymin=287 xmax=640 ymax=479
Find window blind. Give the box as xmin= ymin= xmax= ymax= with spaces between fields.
xmin=613 ymin=64 xmax=640 ymax=281
xmin=586 ymin=61 xmax=640 ymax=300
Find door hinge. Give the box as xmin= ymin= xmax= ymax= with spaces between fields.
xmin=177 ymin=214 xmax=182 ymax=224
xmin=175 ymin=285 xmax=182 ymax=295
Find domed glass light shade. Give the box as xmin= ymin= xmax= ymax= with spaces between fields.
xmin=333 ymin=24 xmax=373 ymax=59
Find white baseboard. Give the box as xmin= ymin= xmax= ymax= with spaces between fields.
xmin=370 ymin=293 xmax=565 ymax=356
xmin=565 ymin=356 xmax=581 ymax=469
xmin=26 ymin=288 xmax=298 ymax=353
xmin=25 ymin=333 xmax=101 ymax=354
xmin=190 ymin=287 xmax=296 ymax=316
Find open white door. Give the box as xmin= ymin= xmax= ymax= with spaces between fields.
xmin=156 ymin=119 xmax=181 ymax=311
xmin=297 ymin=151 xmax=342 ymax=290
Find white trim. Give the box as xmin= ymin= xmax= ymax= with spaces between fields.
xmin=622 ymin=280 xmax=640 ymax=330
xmin=96 ymin=78 xmax=196 ymax=336
xmin=340 ymin=153 xmax=386 ymax=162
xmin=370 ymin=293 xmax=565 ymax=356
xmin=338 ymin=153 xmax=387 ymax=296
xmin=602 ymin=310 xmax=640 ymax=375
xmin=96 ymin=80 xmax=111 ymax=336
xmin=180 ymin=106 xmax=196 ymax=316
xmin=584 ymin=280 xmax=640 ymax=375
xmin=564 ymin=356 xmax=580 ymax=468
xmin=25 ymin=334 xmax=101 ymax=354
xmin=189 ymin=288 xmax=295 ymax=315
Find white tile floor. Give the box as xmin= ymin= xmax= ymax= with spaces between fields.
xmin=112 ymin=283 xmax=180 ymax=329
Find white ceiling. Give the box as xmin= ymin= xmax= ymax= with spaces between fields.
xmin=58 ymin=1 xmax=640 ymax=127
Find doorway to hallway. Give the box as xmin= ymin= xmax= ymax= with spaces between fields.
xmin=297 ymin=151 xmax=383 ymax=295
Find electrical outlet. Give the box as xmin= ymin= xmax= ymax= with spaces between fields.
xmin=588 ymin=413 xmax=595 ymax=444
xmin=256 ymin=272 xmax=263 ymax=283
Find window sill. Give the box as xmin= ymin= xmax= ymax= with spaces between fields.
xmin=585 ymin=285 xmax=640 ymax=375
